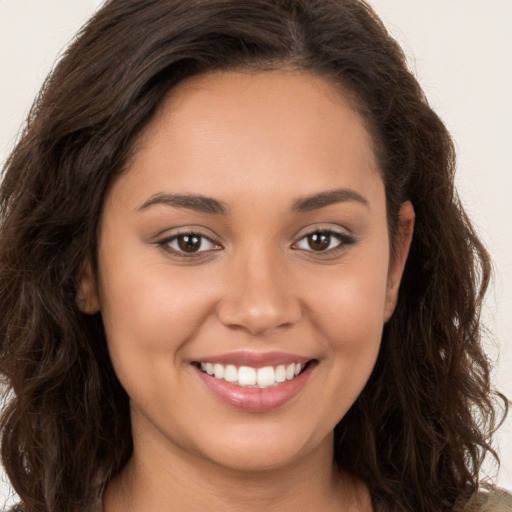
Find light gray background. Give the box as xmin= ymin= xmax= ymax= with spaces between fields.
xmin=1 ymin=0 xmax=511 ymax=504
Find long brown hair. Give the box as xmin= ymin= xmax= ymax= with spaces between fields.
xmin=0 ymin=1 xmax=507 ymax=510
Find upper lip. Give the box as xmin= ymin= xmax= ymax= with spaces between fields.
xmin=192 ymin=351 xmax=313 ymax=368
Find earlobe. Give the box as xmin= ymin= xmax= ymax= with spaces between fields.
xmin=76 ymin=258 xmax=100 ymax=314
xmin=384 ymin=201 xmax=415 ymax=322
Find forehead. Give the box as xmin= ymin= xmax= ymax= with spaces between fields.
xmin=114 ymin=70 xmax=383 ymax=210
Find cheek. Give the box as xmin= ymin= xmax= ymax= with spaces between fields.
xmin=97 ymin=250 xmax=216 ymax=386
xmin=309 ymin=258 xmax=389 ymax=345
xmin=302 ymin=252 xmax=389 ymax=404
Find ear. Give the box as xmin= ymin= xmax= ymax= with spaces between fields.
xmin=76 ymin=258 xmax=100 ymax=314
xmin=383 ymin=200 xmax=415 ymax=322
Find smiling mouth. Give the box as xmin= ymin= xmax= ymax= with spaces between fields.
xmin=195 ymin=361 xmax=312 ymax=388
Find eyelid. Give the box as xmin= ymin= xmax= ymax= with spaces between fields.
xmin=153 ymin=225 xmax=356 ymax=259
xmin=156 ymin=228 xmax=223 ymax=257
xmin=292 ymin=227 xmax=356 ymax=255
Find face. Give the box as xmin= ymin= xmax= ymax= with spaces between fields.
xmin=79 ymin=70 xmax=413 ymax=473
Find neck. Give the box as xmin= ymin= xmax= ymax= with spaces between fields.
xmin=103 ymin=428 xmax=369 ymax=512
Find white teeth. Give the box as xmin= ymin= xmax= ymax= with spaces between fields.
xmin=275 ymin=364 xmax=286 ymax=383
xmin=256 ymin=366 xmax=275 ymax=388
xmin=224 ymin=364 xmax=238 ymax=382
xmin=238 ymin=366 xmax=256 ymax=386
xmin=213 ymin=364 xmax=224 ymax=379
xmin=199 ymin=361 xmax=307 ymax=388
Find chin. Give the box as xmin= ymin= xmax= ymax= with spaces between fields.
xmin=192 ymin=422 xmax=332 ymax=473
xmin=205 ymin=445 xmax=305 ymax=473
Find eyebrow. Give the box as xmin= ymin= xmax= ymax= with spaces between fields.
xmin=292 ymin=188 xmax=370 ymax=212
xmin=138 ymin=193 xmax=229 ymax=214
xmin=138 ymin=187 xmax=369 ymax=215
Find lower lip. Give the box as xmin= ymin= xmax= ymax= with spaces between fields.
xmin=194 ymin=364 xmax=314 ymax=412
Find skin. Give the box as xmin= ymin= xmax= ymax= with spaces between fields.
xmin=79 ymin=70 xmax=414 ymax=511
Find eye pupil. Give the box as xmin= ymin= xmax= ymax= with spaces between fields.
xmin=308 ymin=232 xmax=330 ymax=251
xmin=177 ymin=234 xmax=202 ymax=253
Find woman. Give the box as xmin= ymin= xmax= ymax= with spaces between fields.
xmin=0 ymin=0 xmax=509 ymax=510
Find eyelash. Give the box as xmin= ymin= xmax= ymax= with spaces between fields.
xmin=157 ymin=229 xmax=355 ymax=258
xmin=293 ymin=230 xmax=356 ymax=255
xmin=158 ymin=231 xmax=222 ymax=258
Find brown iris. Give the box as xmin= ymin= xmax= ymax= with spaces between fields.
xmin=177 ymin=234 xmax=202 ymax=253
xmin=307 ymin=232 xmax=331 ymax=251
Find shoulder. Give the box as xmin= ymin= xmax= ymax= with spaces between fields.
xmin=464 ymin=489 xmax=512 ymax=512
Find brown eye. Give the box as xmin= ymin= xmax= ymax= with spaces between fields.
xmin=160 ymin=232 xmax=220 ymax=256
xmin=306 ymin=232 xmax=331 ymax=251
xmin=177 ymin=234 xmax=202 ymax=253
xmin=294 ymin=229 xmax=355 ymax=254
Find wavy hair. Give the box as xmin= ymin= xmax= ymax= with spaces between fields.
xmin=0 ymin=1 xmax=507 ymax=510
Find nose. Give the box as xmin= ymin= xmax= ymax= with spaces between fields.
xmin=216 ymin=248 xmax=302 ymax=336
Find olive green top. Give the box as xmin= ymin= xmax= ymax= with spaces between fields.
xmin=465 ymin=489 xmax=512 ymax=511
